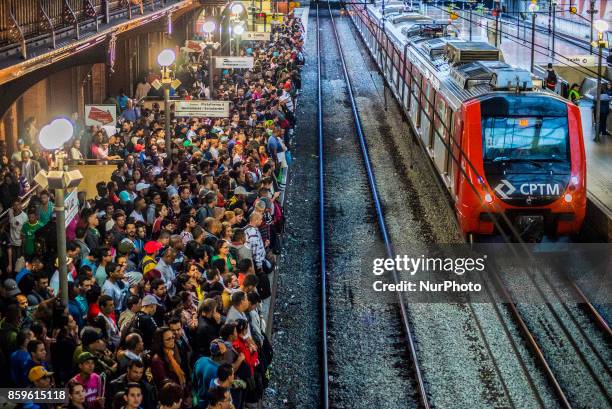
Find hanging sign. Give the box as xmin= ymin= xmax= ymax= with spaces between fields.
xmin=215 ymin=56 xmax=254 ymax=69
xmin=65 ymin=190 xmax=79 ymax=227
xmin=174 ymin=100 xmax=230 ymax=117
xmin=242 ymin=32 xmax=271 ymax=41
xmin=565 ymin=55 xmax=596 ymax=66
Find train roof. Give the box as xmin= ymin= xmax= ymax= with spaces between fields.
xmin=365 ymin=3 xmax=550 ymax=110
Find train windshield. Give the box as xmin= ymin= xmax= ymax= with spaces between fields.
xmin=482 ymin=116 xmax=569 ymax=162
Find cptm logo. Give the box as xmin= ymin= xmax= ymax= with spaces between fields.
xmin=495 ymin=179 xmax=561 ymax=199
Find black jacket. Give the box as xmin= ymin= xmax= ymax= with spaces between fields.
xmin=193 ymin=316 xmax=221 ymax=360
xmin=107 ymin=373 xmax=157 ymax=409
xmin=130 ymin=311 xmax=158 ymax=350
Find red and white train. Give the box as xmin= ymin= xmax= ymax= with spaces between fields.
xmin=347 ymin=3 xmax=587 ymax=241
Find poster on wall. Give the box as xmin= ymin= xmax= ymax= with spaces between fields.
xmin=84 ymin=105 xmax=117 ymax=126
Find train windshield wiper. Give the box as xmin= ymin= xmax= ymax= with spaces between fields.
xmin=491 ymin=157 xmax=544 ymax=168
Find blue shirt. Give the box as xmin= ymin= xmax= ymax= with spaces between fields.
xmin=118 ymin=95 xmax=129 ymax=110
xmin=193 ymin=357 xmax=219 ymax=405
xmin=16 ymin=267 xmax=32 ymax=284
xmin=122 ymin=108 xmax=138 ymax=122
xmin=10 ymin=349 xmax=31 ymax=387
xmin=267 ymin=135 xmax=282 ymax=154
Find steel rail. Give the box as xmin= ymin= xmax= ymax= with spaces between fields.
xmin=324 ymin=2 xmax=430 ymax=407
xmin=316 ymin=3 xmax=330 ymax=409
xmin=486 ymin=258 xmax=574 ymax=409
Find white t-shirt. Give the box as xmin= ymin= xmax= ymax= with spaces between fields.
xmin=8 ymin=209 xmax=27 ymax=246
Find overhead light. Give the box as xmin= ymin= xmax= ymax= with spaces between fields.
xmin=157 ymin=49 xmax=176 ymax=67
xmin=233 ymin=24 xmax=245 ymax=35
xmin=528 ymin=3 xmax=539 ymax=12
xmin=38 ymin=117 xmax=74 ymax=150
xmin=231 ymin=3 xmax=244 ymax=14
xmin=594 ymin=19 xmax=609 ymax=34
xmin=202 ymin=20 xmax=217 ymax=33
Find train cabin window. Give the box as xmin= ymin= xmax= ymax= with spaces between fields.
xmin=482 ymin=116 xmax=570 ymax=162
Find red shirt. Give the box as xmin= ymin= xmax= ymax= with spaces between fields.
xmin=232 ymin=337 xmax=258 ymax=375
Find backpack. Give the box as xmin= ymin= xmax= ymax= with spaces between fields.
xmin=120 ymin=311 xmax=144 ymax=343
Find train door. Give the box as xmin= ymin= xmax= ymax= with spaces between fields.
xmin=402 ymin=61 xmax=412 ymax=111
xmin=450 ymin=106 xmax=464 ymax=199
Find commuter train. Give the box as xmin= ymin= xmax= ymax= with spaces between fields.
xmin=347 ymin=3 xmax=586 ymax=241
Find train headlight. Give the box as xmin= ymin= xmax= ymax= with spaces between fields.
xmin=564 ymin=193 xmax=573 ymax=203
xmin=484 ymin=193 xmax=493 ymax=203
xmin=570 ymin=176 xmax=579 ymax=185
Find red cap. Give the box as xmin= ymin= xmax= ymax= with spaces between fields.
xmin=144 ymin=241 xmax=163 ymax=254
xmin=134 ymin=144 xmax=144 ymax=152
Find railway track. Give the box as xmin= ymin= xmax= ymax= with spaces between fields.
xmin=316 ymin=2 xmax=429 ymax=408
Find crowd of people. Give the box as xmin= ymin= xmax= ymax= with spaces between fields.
xmin=0 ymin=12 xmax=305 ymax=409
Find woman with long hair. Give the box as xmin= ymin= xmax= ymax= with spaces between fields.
xmin=178 ymin=214 xmax=196 ymax=245
xmin=211 ymin=239 xmax=235 ymax=273
xmin=51 ymin=314 xmax=79 ymax=385
xmin=66 ymin=380 xmax=87 ymax=409
xmin=150 ymin=327 xmax=187 ymax=389
xmin=152 ymin=203 xmax=168 ymax=238
xmin=219 ymin=221 xmax=233 ymax=242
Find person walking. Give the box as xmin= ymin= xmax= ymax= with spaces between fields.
xmin=545 ymin=63 xmax=558 ymax=92
xmin=595 ymin=84 xmax=611 ymax=141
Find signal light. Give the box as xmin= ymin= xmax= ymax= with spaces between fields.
xmin=564 ymin=193 xmax=573 ymax=203
xmin=492 ymin=9 xmax=499 ymax=17
xmin=569 ymin=6 xmax=577 ymax=14
xmin=450 ymin=11 xmax=458 ymax=20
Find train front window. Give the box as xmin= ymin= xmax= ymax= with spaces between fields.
xmin=482 ymin=116 xmax=569 ymax=162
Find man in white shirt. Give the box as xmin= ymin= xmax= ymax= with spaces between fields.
xmin=7 ymin=199 xmax=27 ymax=273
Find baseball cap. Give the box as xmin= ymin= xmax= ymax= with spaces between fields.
xmin=144 ymin=241 xmax=163 ymax=254
xmin=118 ymin=191 xmax=131 ymax=202
xmin=77 ymin=352 xmax=96 ymax=365
xmin=81 ymin=328 xmax=103 ymax=346
xmin=125 ymin=271 xmax=143 ymax=287
xmin=135 ymin=182 xmax=151 ymax=192
xmin=3 ymin=279 xmax=20 ymax=297
xmin=209 ymin=339 xmax=225 ymax=357
xmin=118 ymin=238 xmax=135 ymax=254
xmin=141 ymin=294 xmax=161 ymax=307
xmin=28 ymin=366 xmax=53 ymax=382
xmin=234 ymin=186 xmax=248 ymax=196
